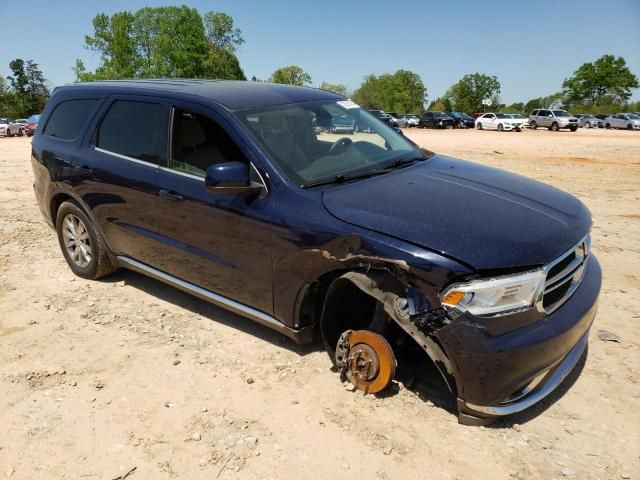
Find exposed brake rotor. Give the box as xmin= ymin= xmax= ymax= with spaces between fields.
xmin=335 ymin=330 xmax=396 ymax=394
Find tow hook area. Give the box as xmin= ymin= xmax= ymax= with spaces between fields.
xmin=335 ymin=329 xmax=396 ymax=394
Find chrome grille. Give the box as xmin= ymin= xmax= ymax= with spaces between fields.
xmin=540 ymin=235 xmax=589 ymax=314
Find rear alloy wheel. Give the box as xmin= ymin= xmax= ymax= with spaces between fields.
xmin=551 ymin=122 xmax=559 ymax=131
xmin=530 ymin=120 xmax=537 ymax=130
xmin=477 ymin=122 xmax=483 ymax=130
xmin=498 ymin=123 xmax=504 ymax=132
xmin=56 ymin=201 xmax=116 ymax=279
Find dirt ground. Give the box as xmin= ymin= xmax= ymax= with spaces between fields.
xmin=1 ymin=128 xmax=639 ymax=480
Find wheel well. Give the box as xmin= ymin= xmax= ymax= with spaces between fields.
xmin=50 ymin=193 xmax=76 ymax=224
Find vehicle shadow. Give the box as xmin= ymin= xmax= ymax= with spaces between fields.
xmin=98 ymin=269 xmax=324 ymax=357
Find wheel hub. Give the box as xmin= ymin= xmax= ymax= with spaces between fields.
xmin=336 ymin=330 xmax=396 ymax=394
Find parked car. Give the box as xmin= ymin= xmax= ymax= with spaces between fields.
xmin=329 ymin=114 xmax=357 ymax=134
xmin=24 ymin=114 xmax=41 ymax=136
xmin=418 ymin=111 xmax=455 ymax=129
xmin=505 ymin=113 xmax=530 ymax=128
xmin=0 ymin=117 xmax=24 ymax=136
xmin=368 ymin=110 xmax=393 ymax=125
xmin=475 ymin=113 xmax=524 ymax=131
xmin=604 ymin=113 xmax=640 ymax=130
xmin=593 ymin=115 xmax=608 ymax=128
xmin=14 ymin=118 xmax=28 ymax=127
xmin=386 ymin=112 xmax=400 ymax=126
xmin=576 ymin=114 xmax=599 ymax=129
xmin=529 ymin=109 xmax=579 ymax=131
xmin=397 ymin=114 xmax=419 ymax=128
xmin=33 ymin=80 xmax=600 ymax=426
xmin=446 ymin=111 xmax=475 ymax=128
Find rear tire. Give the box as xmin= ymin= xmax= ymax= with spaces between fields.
xmin=530 ymin=121 xmax=537 ymax=130
xmin=56 ymin=201 xmax=116 ymax=280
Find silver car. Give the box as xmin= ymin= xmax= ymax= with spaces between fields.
xmin=604 ymin=113 xmax=640 ymax=130
xmin=398 ymin=114 xmax=419 ymax=128
xmin=0 ymin=118 xmax=24 ymax=137
xmin=577 ymin=114 xmax=599 ymax=129
xmin=528 ymin=109 xmax=579 ymax=131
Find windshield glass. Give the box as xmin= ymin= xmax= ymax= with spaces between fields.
xmin=508 ymin=114 xmax=525 ymax=119
xmin=495 ymin=113 xmax=509 ymax=118
xmin=0 ymin=118 xmax=8 ymax=124
xmin=628 ymin=114 xmax=640 ymax=120
xmin=553 ymin=110 xmax=572 ymax=117
xmin=238 ymin=100 xmax=422 ymax=186
xmin=16 ymin=118 xmax=28 ymax=123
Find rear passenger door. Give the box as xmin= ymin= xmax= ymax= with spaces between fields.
xmin=75 ymin=95 xmax=170 ymax=265
xmin=152 ymin=101 xmax=274 ymax=314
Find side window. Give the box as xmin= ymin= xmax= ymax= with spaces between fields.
xmin=96 ymin=100 xmax=169 ymax=165
xmin=43 ymin=99 xmax=99 ymax=140
xmin=167 ymin=109 xmax=246 ymax=178
xmin=531 ymin=110 xmax=538 ymax=116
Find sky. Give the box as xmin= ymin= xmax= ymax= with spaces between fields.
xmin=1 ymin=0 xmax=639 ymax=104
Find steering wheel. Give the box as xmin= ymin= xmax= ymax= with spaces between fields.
xmin=328 ymin=137 xmax=353 ymax=156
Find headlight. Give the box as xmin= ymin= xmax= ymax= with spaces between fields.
xmin=440 ymin=269 xmax=545 ymax=316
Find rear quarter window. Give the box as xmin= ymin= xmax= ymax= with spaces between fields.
xmin=43 ymin=99 xmax=100 ymax=140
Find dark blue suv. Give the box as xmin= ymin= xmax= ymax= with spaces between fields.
xmin=31 ymin=80 xmax=601 ymax=424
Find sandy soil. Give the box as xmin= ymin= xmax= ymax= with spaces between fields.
xmin=0 ymin=128 xmax=639 ymax=479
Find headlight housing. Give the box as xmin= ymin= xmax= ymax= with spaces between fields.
xmin=440 ymin=269 xmax=545 ymax=316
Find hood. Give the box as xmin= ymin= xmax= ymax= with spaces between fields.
xmin=321 ymin=155 xmax=591 ymax=270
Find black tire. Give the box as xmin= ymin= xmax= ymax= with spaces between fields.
xmin=551 ymin=122 xmax=559 ymax=131
xmin=477 ymin=122 xmax=483 ymax=130
xmin=530 ymin=121 xmax=537 ymax=130
xmin=570 ymin=126 xmax=577 ymax=132
xmin=6 ymin=128 xmax=12 ymax=137
xmin=498 ymin=123 xmax=504 ymax=132
xmin=627 ymin=124 xmax=633 ymax=131
xmin=56 ymin=201 xmax=116 ymax=280
xmin=18 ymin=128 xmax=23 ymax=136
xmin=605 ymin=123 xmax=611 ymax=129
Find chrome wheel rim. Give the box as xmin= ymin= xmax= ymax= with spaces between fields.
xmin=62 ymin=214 xmax=92 ymax=268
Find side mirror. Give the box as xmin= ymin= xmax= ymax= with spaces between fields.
xmin=205 ymin=161 xmax=263 ymax=196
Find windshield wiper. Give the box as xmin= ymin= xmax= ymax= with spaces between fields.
xmin=302 ymin=156 xmax=427 ymax=189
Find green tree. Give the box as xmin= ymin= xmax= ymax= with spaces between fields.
xmin=523 ymin=92 xmax=564 ymax=113
xmin=75 ymin=7 xmax=245 ymax=81
xmin=427 ymin=97 xmax=451 ymax=111
xmin=6 ymin=59 xmax=49 ymax=115
xmin=269 ymin=65 xmax=312 ymax=86
xmin=203 ymin=12 xmax=244 ymax=52
xmin=320 ymin=81 xmax=348 ymax=96
xmin=443 ymin=73 xmax=501 ymax=113
xmin=505 ymin=102 xmax=524 ymax=113
xmin=562 ymin=55 xmax=639 ymax=105
xmin=352 ymin=70 xmax=425 ymax=113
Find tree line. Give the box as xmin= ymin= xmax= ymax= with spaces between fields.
xmin=1 ymin=4 xmax=638 ymax=118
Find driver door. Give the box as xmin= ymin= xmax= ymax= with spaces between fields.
xmin=152 ymin=101 xmax=274 ymax=314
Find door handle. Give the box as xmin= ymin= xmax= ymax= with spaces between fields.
xmin=75 ymin=165 xmax=93 ymax=176
xmin=159 ymin=189 xmax=184 ymax=202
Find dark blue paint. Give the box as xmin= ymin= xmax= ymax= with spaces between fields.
xmin=31 ymin=80 xmax=601 ymax=418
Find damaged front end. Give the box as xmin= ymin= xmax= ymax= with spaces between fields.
xmin=319 ymin=245 xmax=601 ymax=425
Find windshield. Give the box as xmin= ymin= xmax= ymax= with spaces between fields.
xmin=0 ymin=118 xmax=8 ymax=124
xmin=553 ymin=110 xmax=572 ymax=117
xmin=16 ymin=118 xmax=28 ymax=123
xmin=238 ymin=100 xmax=423 ymax=186
xmin=495 ymin=113 xmax=509 ymax=118
xmin=628 ymin=114 xmax=640 ymax=120
xmin=508 ymin=114 xmax=525 ymax=119
xmin=28 ymin=114 xmax=41 ymax=122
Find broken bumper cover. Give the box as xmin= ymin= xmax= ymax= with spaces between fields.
xmin=436 ymin=255 xmax=601 ymax=420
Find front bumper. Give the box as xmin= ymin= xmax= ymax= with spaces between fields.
xmin=435 ymin=254 xmax=601 ymax=422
